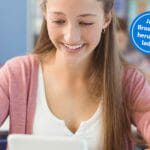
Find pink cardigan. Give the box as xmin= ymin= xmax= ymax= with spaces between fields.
xmin=0 ymin=54 xmax=150 ymax=149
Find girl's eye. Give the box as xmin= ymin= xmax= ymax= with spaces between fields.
xmin=53 ymin=20 xmax=65 ymax=24
xmin=79 ymin=22 xmax=94 ymax=26
xmin=52 ymin=20 xmax=94 ymax=26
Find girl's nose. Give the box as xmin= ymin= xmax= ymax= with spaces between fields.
xmin=64 ymin=23 xmax=81 ymax=44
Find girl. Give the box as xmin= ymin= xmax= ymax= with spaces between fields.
xmin=0 ymin=0 xmax=150 ymax=149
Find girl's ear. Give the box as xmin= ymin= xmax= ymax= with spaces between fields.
xmin=102 ymin=11 xmax=112 ymax=29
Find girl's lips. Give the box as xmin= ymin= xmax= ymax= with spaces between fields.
xmin=61 ymin=43 xmax=85 ymax=53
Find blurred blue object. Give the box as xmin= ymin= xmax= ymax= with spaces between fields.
xmin=0 ymin=140 xmax=7 ymax=150
xmin=0 ymin=1 xmax=27 ymax=64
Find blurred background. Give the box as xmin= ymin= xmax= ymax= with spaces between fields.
xmin=0 ymin=0 xmax=150 ymax=149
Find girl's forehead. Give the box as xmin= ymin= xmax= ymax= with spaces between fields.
xmin=46 ymin=0 xmax=104 ymax=15
xmin=46 ymin=0 xmax=103 ymax=9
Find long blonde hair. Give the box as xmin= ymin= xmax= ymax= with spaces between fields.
xmin=33 ymin=0 xmax=146 ymax=149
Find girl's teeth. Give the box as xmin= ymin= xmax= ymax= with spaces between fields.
xmin=64 ymin=44 xmax=83 ymax=50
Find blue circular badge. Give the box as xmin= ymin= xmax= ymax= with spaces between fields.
xmin=130 ymin=11 xmax=150 ymax=54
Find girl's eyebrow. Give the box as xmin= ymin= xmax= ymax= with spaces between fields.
xmin=49 ymin=11 xmax=97 ymax=17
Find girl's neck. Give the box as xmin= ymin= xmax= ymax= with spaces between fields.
xmin=43 ymin=50 xmax=92 ymax=82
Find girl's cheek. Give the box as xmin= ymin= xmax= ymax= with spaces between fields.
xmin=83 ymin=27 xmax=102 ymax=42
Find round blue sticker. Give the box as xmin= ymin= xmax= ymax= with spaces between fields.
xmin=130 ymin=11 xmax=150 ymax=54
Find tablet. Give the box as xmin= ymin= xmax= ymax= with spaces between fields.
xmin=8 ymin=134 xmax=88 ymax=150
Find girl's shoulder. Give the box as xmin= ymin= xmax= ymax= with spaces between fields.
xmin=1 ymin=54 xmax=39 ymax=72
xmin=4 ymin=54 xmax=39 ymax=67
xmin=122 ymin=64 xmax=145 ymax=83
xmin=122 ymin=64 xmax=149 ymax=102
xmin=0 ymin=54 xmax=39 ymax=80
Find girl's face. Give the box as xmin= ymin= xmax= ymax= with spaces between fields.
xmin=44 ymin=0 xmax=111 ymax=63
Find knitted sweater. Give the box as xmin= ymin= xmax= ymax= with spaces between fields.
xmin=0 ymin=54 xmax=150 ymax=149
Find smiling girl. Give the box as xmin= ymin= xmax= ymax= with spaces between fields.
xmin=0 ymin=0 xmax=150 ymax=150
